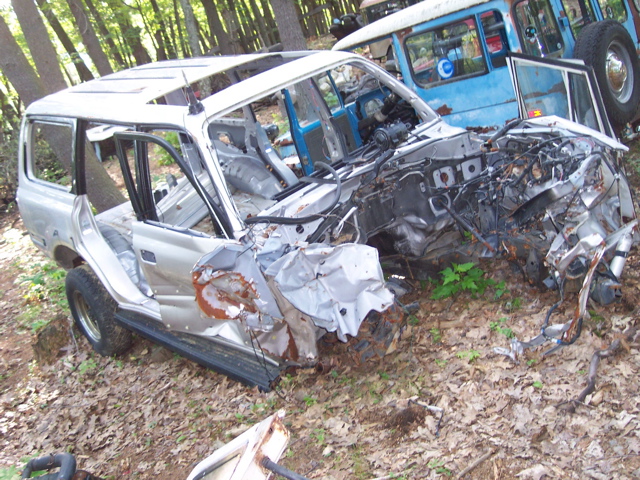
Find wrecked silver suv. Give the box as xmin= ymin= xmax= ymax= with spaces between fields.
xmin=17 ymin=51 xmax=636 ymax=389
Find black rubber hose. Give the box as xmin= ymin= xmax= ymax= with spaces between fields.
xmin=22 ymin=453 xmax=76 ymax=480
xmin=244 ymin=162 xmax=342 ymax=225
xmin=262 ymin=457 xmax=312 ymax=480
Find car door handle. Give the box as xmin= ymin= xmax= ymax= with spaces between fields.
xmin=140 ymin=250 xmax=156 ymax=264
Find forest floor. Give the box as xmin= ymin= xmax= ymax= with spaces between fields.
xmin=1 ymin=143 xmax=640 ymax=480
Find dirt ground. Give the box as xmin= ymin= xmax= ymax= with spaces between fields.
xmin=1 ymin=146 xmax=640 ymax=479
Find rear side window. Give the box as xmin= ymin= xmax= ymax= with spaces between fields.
xmin=405 ymin=17 xmax=488 ymax=87
xmin=28 ymin=121 xmax=73 ymax=189
xmin=559 ymin=0 xmax=596 ymax=38
xmin=597 ymin=0 xmax=628 ymax=22
xmin=514 ymin=0 xmax=564 ymax=56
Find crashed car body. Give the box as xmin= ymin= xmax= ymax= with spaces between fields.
xmin=17 ymin=50 xmax=636 ymax=389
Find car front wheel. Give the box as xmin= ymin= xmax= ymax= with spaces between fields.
xmin=66 ymin=264 xmax=132 ymax=356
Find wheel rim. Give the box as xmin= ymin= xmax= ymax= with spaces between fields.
xmin=73 ymin=291 xmax=101 ymax=342
xmin=606 ymin=40 xmax=633 ymax=103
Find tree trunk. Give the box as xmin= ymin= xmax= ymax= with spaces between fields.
xmin=84 ymin=0 xmax=128 ymax=70
xmin=178 ymin=0 xmax=203 ymax=57
xmin=66 ymin=0 xmax=114 ymax=76
xmin=173 ymin=0 xmax=189 ymax=57
xmin=260 ymin=0 xmax=279 ymax=44
xmin=224 ymin=0 xmax=249 ymax=52
xmin=11 ymin=0 xmax=67 ymax=93
xmin=271 ymin=0 xmax=307 ymax=50
xmin=247 ymin=0 xmax=269 ymax=48
xmin=150 ymin=0 xmax=177 ymax=58
xmin=35 ymin=0 xmax=94 ymax=83
xmin=200 ymin=0 xmax=234 ymax=55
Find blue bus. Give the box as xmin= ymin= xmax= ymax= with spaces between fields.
xmin=333 ymin=0 xmax=640 ymax=130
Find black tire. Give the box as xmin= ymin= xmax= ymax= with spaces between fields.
xmin=574 ymin=20 xmax=640 ymax=126
xmin=66 ymin=264 xmax=132 ymax=356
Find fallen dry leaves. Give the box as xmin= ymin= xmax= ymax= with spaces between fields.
xmin=1 ymin=213 xmax=640 ymax=479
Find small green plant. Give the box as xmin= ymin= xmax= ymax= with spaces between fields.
xmin=407 ymin=314 xmax=420 ymax=326
xmin=489 ymin=317 xmax=515 ymax=339
xmin=303 ymin=395 xmax=317 ymax=407
xmin=504 ymin=297 xmax=522 ymax=311
xmin=431 ymin=262 xmax=505 ymax=300
xmin=576 ymin=369 xmax=586 ymax=375
xmin=234 ymin=412 xmax=246 ymax=422
xmin=526 ymin=359 xmax=536 ymax=366
xmin=434 ymin=358 xmax=447 ymax=367
xmin=77 ymin=358 xmax=98 ymax=376
xmin=456 ymin=349 xmax=480 ymax=364
xmin=532 ymin=381 xmax=543 ymax=389
xmin=0 ymin=465 xmax=19 ymax=480
xmin=428 ymin=459 xmax=452 ymax=476
xmin=155 ymin=131 xmax=180 ymax=165
xmin=429 ymin=327 xmax=442 ymax=343
xmin=310 ymin=428 xmax=325 ymax=445
xmin=378 ymin=371 xmax=390 ymax=380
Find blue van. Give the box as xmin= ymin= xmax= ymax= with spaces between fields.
xmin=333 ymin=0 xmax=640 ymax=129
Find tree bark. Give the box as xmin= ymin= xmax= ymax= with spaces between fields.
xmin=35 ymin=0 xmax=94 ymax=83
xmin=84 ymin=0 xmax=128 ymax=69
xmin=66 ymin=0 xmax=114 ymax=76
xmin=271 ymin=0 xmax=307 ymax=51
xmin=150 ymin=0 xmax=177 ymax=58
xmin=247 ymin=0 xmax=270 ymax=48
xmin=178 ymin=0 xmax=203 ymax=57
xmin=11 ymin=0 xmax=67 ymax=93
xmin=200 ymin=0 xmax=233 ymax=55
xmin=260 ymin=0 xmax=279 ymax=44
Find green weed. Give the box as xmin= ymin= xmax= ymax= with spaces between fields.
xmin=490 ymin=317 xmax=515 ymax=339
xmin=532 ymin=381 xmax=543 ymax=389
xmin=431 ymin=263 xmax=505 ymax=300
xmin=429 ymin=327 xmax=442 ymax=343
xmin=428 ymin=459 xmax=452 ymax=476
xmin=456 ymin=350 xmax=480 ymax=364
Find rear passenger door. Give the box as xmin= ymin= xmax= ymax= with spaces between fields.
xmin=17 ymin=117 xmax=77 ymax=255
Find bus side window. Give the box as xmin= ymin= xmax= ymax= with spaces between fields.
xmin=597 ymin=0 xmax=628 ymax=22
xmin=559 ymin=0 xmax=596 ymax=38
xmin=514 ymin=0 xmax=564 ymax=57
xmin=481 ymin=10 xmax=509 ymax=67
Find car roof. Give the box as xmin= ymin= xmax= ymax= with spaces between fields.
xmin=333 ymin=0 xmax=491 ymax=51
xmin=25 ymin=51 xmax=364 ymax=125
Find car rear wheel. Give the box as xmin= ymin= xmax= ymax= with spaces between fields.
xmin=66 ymin=264 xmax=132 ymax=356
xmin=574 ymin=20 xmax=640 ymax=126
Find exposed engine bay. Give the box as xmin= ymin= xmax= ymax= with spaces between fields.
xmin=248 ymin=115 xmax=636 ymax=360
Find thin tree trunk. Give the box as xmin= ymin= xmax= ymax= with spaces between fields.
xmin=35 ymin=0 xmax=94 ymax=82
xmin=133 ymin=0 xmax=164 ymax=60
xmin=66 ymin=0 xmax=114 ymax=76
xmin=173 ymin=0 xmax=189 ymax=57
xmin=247 ymin=0 xmax=269 ymax=48
xmin=104 ymin=0 xmax=151 ymax=66
xmin=260 ymin=0 xmax=279 ymax=44
xmin=224 ymin=1 xmax=248 ymax=52
xmin=84 ymin=0 xmax=128 ymax=69
xmin=11 ymin=0 xmax=67 ymax=93
xmin=200 ymin=0 xmax=233 ymax=55
xmin=178 ymin=0 xmax=203 ymax=57
xmin=271 ymin=0 xmax=307 ymax=50
xmin=150 ymin=0 xmax=177 ymax=58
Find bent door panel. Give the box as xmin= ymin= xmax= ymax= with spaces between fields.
xmin=507 ymin=52 xmax=614 ymax=137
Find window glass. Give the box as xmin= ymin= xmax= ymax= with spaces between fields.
xmin=480 ymin=10 xmax=509 ymax=68
xmin=514 ymin=0 xmax=564 ymax=56
xmin=560 ymin=0 xmax=595 ymax=38
xmin=405 ymin=17 xmax=488 ymax=87
xmin=30 ymin=121 xmax=73 ymax=189
xmin=597 ymin=0 xmax=627 ymax=22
